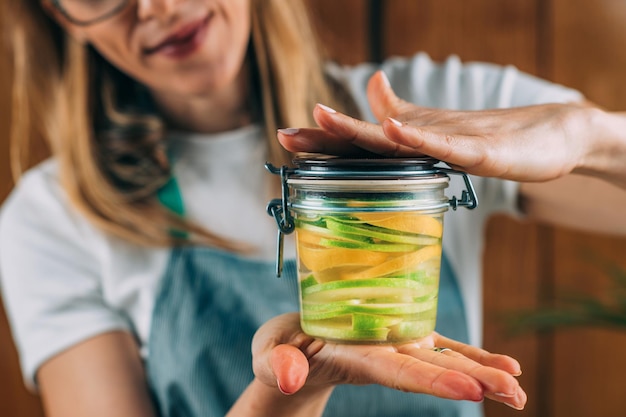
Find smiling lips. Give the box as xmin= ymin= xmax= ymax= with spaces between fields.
xmin=145 ymin=17 xmax=210 ymax=59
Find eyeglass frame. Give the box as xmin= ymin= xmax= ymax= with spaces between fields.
xmin=50 ymin=0 xmax=130 ymax=26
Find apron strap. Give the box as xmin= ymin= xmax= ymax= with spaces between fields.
xmin=157 ymin=176 xmax=185 ymax=216
xmin=157 ymin=175 xmax=189 ymax=239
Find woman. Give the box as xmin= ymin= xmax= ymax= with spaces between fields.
xmin=2 ymin=0 xmax=621 ymax=416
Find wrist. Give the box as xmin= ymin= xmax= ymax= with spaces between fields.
xmin=574 ymin=104 xmax=626 ymax=189
xmin=228 ymin=378 xmax=334 ymax=417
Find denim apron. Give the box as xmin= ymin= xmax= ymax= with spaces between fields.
xmin=145 ymin=178 xmax=482 ymax=417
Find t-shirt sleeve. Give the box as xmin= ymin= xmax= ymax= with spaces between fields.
xmin=334 ymin=52 xmax=584 ymax=121
xmin=0 ymin=162 xmax=131 ymax=390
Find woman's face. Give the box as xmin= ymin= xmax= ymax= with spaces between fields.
xmin=55 ymin=0 xmax=252 ymax=98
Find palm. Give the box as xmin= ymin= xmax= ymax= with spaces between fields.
xmin=252 ymin=313 xmax=526 ymax=409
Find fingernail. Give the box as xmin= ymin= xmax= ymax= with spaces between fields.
xmin=505 ymin=402 xmax=525 ymax=411
xmin=276 ymin=378 xmax=291 ymax=395
xmin=494 ymin=392 xmax=516 ymax=398
xmin=317 ymin=103 xmax=337 ymax=114
xmin=278 ymin=128 xmax=300 ymax=135
xmin=380 ymin=71 xmax=391 ymax=87
xmin=388 ymin=117 xmax=403 ymax=127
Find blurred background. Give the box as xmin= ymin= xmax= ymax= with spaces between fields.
xmin=2 ymin=1 xmax=626 ymax=416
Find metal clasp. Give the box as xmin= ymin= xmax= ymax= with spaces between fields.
xmin=265 ymin=163 xmax=295 ymax=277
xmin=439 ymin=168 xmax=479 ymax=210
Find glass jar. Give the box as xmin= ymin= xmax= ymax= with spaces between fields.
xmin=266 ymin=156 xmax=477 ymax=344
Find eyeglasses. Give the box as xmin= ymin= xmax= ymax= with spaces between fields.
xmin=51 ymin=0 xmax=130 ymax=26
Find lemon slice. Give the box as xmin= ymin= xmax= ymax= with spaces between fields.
xmin=355 ymin=212 xmax=443 ymax=238
xmin=297 ymin=244 xmax=388 ymax=272
xmin=342 ymin=245 xmax=441 ymax=280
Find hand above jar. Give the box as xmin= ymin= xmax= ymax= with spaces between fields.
xmin=278 ymin=71 xmax=626 ymax=190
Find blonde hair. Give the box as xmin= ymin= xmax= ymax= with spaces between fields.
xmin=4 ymin=0 xmax=351 ymax=248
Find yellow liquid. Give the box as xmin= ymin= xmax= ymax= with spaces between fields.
xmin=295 ymin=212 xmax=443 ymax=343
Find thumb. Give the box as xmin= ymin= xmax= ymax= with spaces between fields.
xmin=366 ymin=70 xmax=413 ymax=122
xmin=271 ymin=344 xmax=310 ymax=395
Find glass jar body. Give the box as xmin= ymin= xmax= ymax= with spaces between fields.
xmin=290 ymin=177 xmax=449 ymax=343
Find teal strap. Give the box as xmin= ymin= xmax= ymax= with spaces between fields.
xmin=157 ymin=176 xmax=185 ymax=216
xmin=157 ymin=176 xmax=188 ymax=239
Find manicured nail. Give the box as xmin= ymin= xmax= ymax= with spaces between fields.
xmin=380 ymin=71 xmax=391 ymax=87
xmin=505 ymin=402 xmax=524 ymax=411
xmin=494 ymin=392 xmax=516 ymax=398
xmin=278 ymin=128 xmax=300 ymax=135
xmin=317 ymin=103 xmax=337 ymax=114
xmin=388 ymin=117 xmax=403 ymax=127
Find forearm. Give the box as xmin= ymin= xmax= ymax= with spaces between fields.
xmin=520 ymin=105 xmax=626 ymax=234
xmin=227 ymin=378 xmax=333 ymax=417
xmin=575 ymin=106 xmax=626 ymax=190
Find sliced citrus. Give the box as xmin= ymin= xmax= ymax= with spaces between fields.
xmin=299 ymin=274 xmax=319 ymax=291
xmin=302 ymin=277 xmax=431 ymax=302
xmin=354 ymin=212 xmax=443 ymax=238
xmin=302 ymin=320 xmax=390 ymax=342
xmin=321 ymin=238 xmax=420 ymax=253
xmin=341 ymin=245 xmax=441 ymax=280
xmin=352 ymin=313 xmax=404 ymax=330
xmin=297 ymin=244 xmax=388 ymax=272
xmin=296 ymin=221 xmax=372 ymax=247
xmin=302 ymin=299 xmax=438 ymax=318
xmin=389 ymin=319 xmax=436 ymax=340
xmin=325 ymin=218 xmax=439 ymax=246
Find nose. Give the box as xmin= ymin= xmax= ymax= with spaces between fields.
xmin=136 ymin=0 xmax=180 ymax=22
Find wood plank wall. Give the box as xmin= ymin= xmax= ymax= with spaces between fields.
xmin=0 ymin=4 xmax=47 ymax=417
xmin=2 ymin=1 xmax=626 ymax=417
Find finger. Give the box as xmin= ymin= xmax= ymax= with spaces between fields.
xmin=485 ymin=387 xmax=527 ymax=411
xmin=396 ymin=344 xmax=521 ymax=398
xmin=366 ymin=71 xmax=393 ymax=121
xmin=251 ymin=313 xmax=309 ymax=388
xmin=332 ymin=346 xmax=483 ymax=402
xmin=312 ymin=104 xmax=422 ymax=157
xmin=367 ymin=71 xmax=433 ymax=122
xmin=271 ymin=344 xmax=310 ymax=395
xmin=366 ymin=71 xmax=402 ymax=122
xmin=432 ymin=333 xmax=522 ymax=376
xmin=382 ymin=118 xmax=500 ymax=175
xmin=277 ymin=127 xmax=372 ymax=156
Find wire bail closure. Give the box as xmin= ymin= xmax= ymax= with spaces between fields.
xmin=438 ymin=167 xmax=478 ymax=210
xmin=265 ymin=160 xmax=478 ymax=277
xmin=265 ymin=163 xmax=295 ymax=277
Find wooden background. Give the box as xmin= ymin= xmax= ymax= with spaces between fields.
xmin=2 ymin=1 xmax=626 ymax=416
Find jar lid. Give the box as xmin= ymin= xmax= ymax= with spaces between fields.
xmin=291 ymin=155 xmax=443 ymax=179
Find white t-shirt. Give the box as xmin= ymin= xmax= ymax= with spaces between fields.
xmin=0 ymin=53 xmax=582 ymax=388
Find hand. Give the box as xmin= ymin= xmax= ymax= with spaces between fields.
xmin=278 ymin=70 xmax=602 ymax=184
xmin=252 ymin=313 xmax=526 ymax=410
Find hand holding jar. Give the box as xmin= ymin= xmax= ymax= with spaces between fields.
xmin=250 ymin=313 xmax=527 ymax=411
